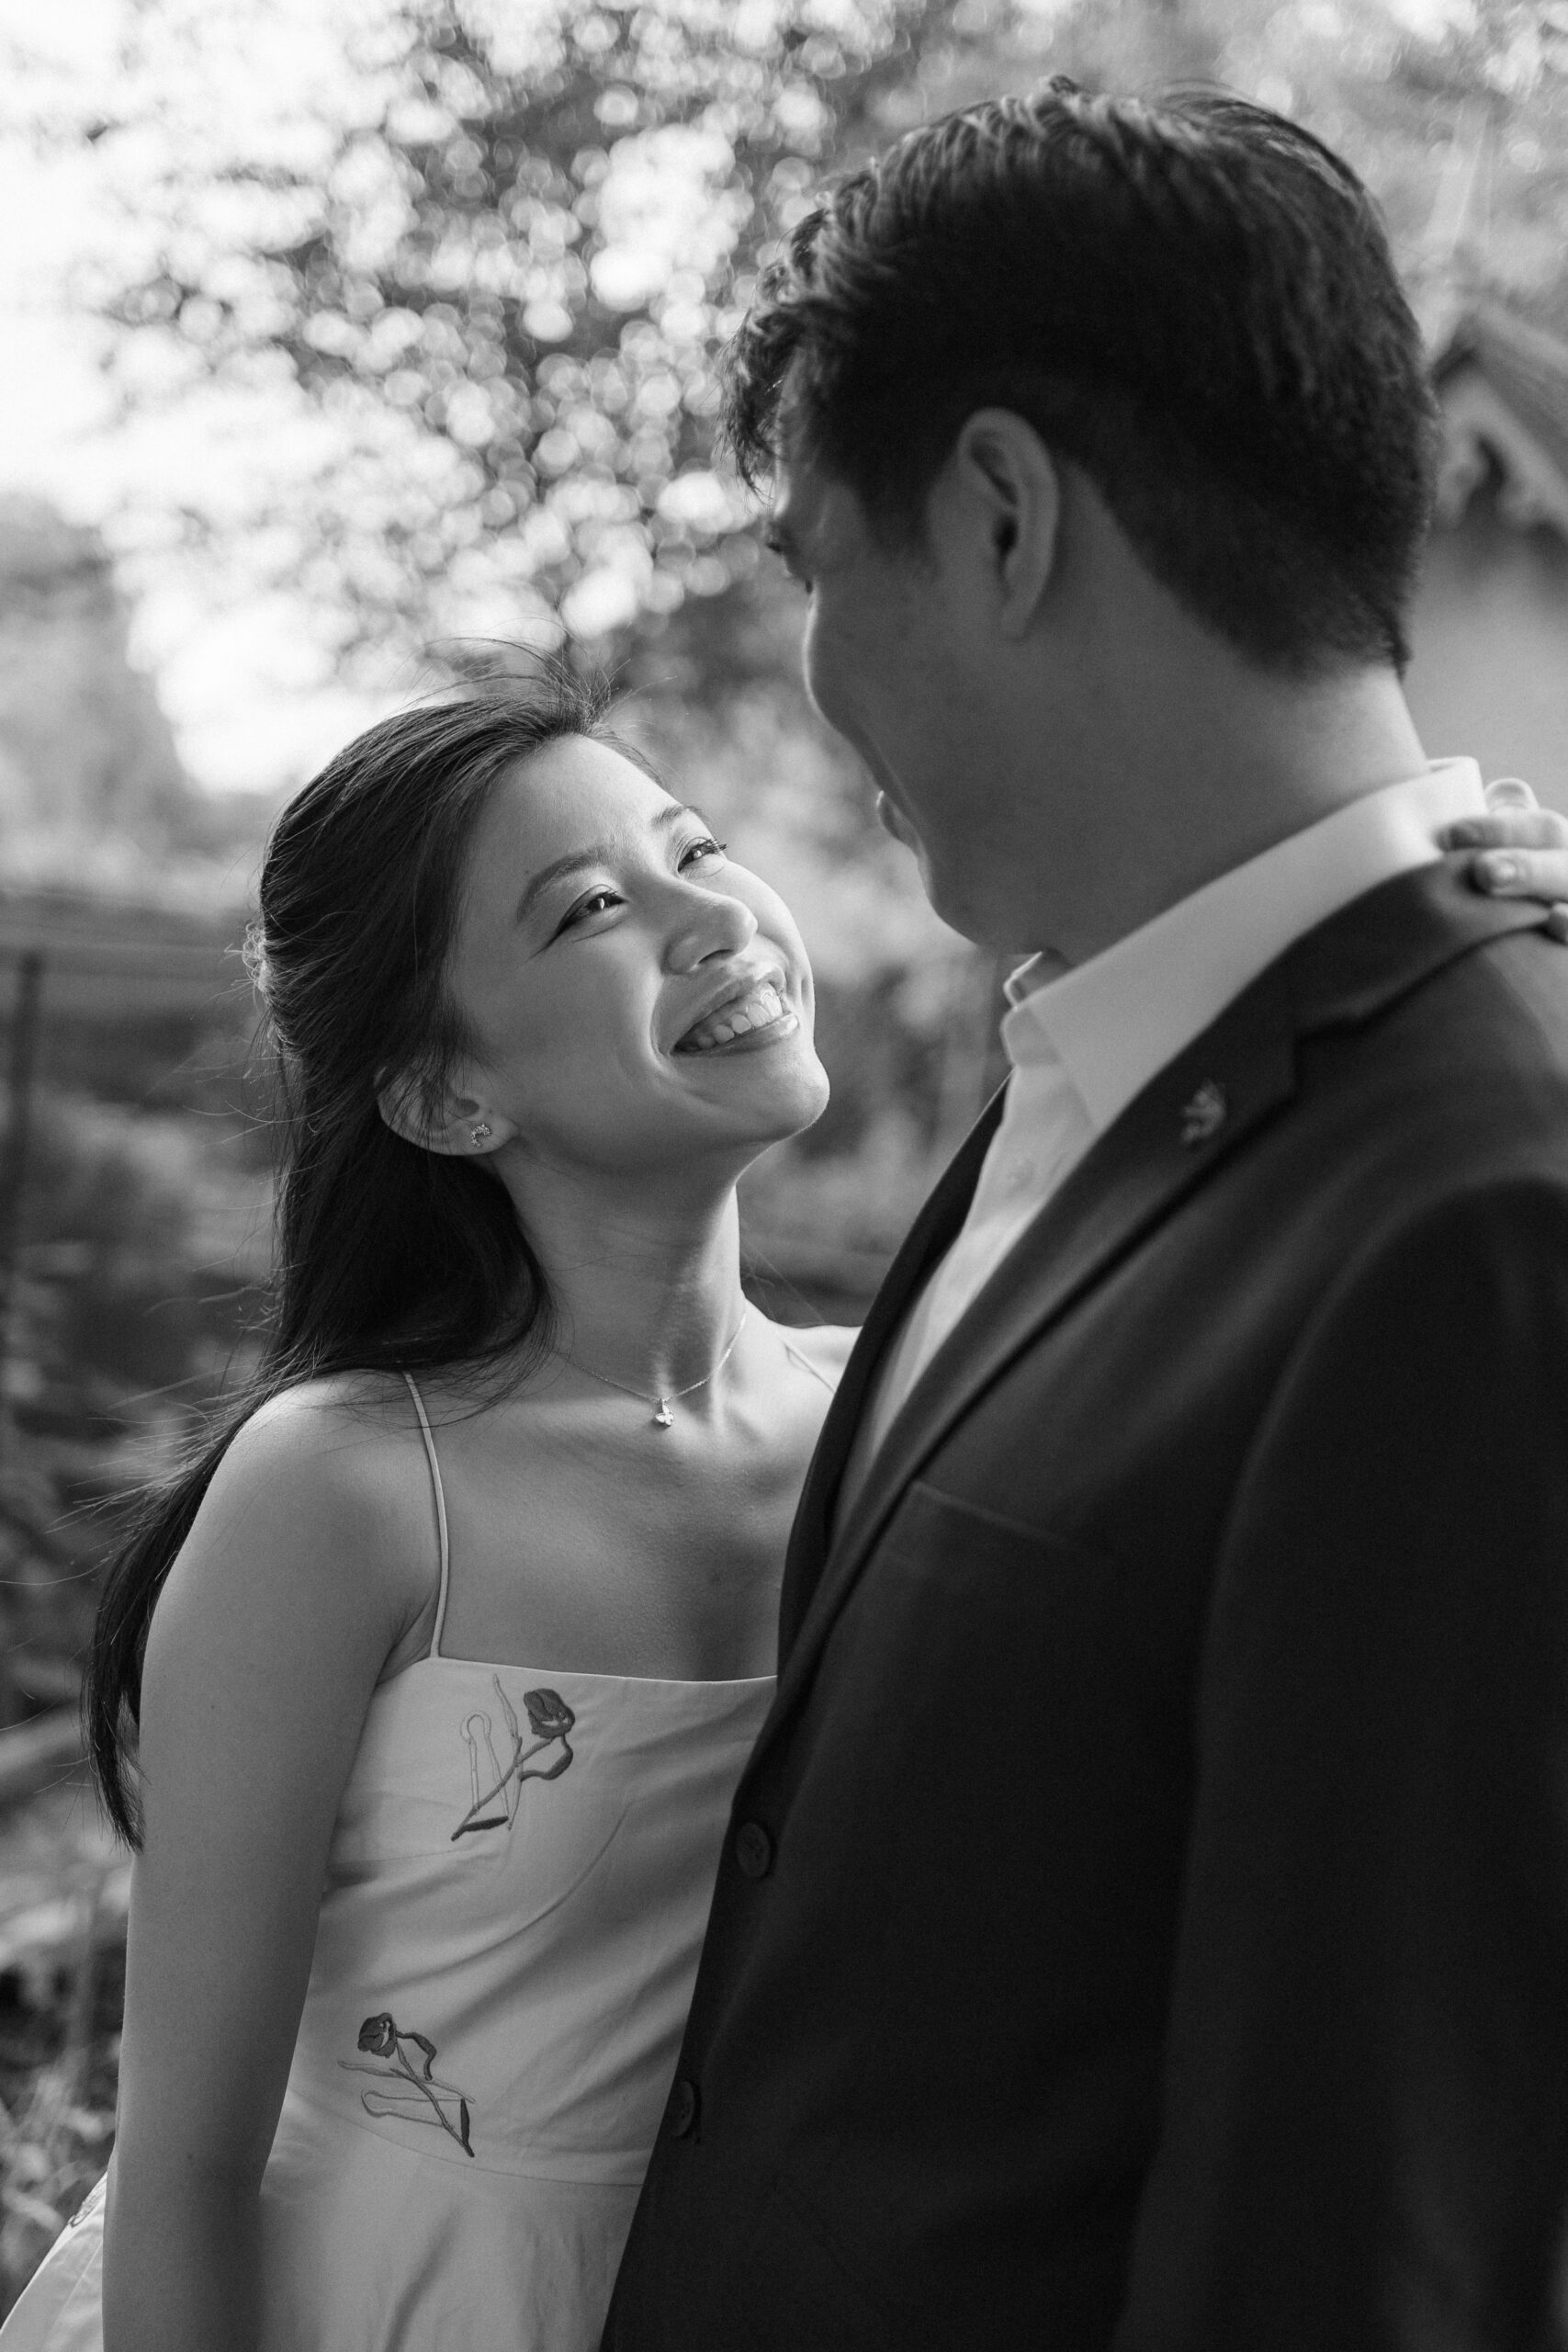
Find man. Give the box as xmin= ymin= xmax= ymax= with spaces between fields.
xmin=604 ymin=84 xmax=1568 ymax=2348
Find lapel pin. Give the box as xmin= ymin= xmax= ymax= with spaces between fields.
xmin=1179 ymin=1080 xmax=1228 ymax=1147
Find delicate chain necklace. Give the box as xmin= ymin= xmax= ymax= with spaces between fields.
xmin=565 ymin=1310 xmax=749 ymax=1430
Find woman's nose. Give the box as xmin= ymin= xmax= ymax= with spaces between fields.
xmin=667 ymin=887 xmax=757 ymax=972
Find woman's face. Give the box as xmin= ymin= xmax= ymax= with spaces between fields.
xmin=443 ymin=734 xmax=829 ymax=1181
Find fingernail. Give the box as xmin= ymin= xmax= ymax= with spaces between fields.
xmin=1481 ymin=854 xmax=1520 ymax=888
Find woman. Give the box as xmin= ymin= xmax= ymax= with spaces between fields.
xmin=4 ymin=669 xmax=1562 ymax=2350
xmin=5 ymin=668 xmax=849 ymax=2352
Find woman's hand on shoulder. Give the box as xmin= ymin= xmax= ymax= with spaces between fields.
xmin=1445 ymin=779 xmax=1568 ymax=940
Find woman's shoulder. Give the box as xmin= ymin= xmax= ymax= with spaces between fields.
xmin=775 ymin=1320 xmax=860 ymax=1388
xmin=149 ymin=1373 xmax=440 ymax=1682
xmin=222 ymin=1369 xmax=419 ymax=1477
xmin=198 ymin=1372 xmax=432 ymax=1566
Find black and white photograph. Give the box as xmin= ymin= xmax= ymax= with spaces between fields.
xmin=0 ymin=0 xmax=1565 ymax=2346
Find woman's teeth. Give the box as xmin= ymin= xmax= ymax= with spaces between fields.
xmin=680 ymin=981 xmax=789 ymax=1053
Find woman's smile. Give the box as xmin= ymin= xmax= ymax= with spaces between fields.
xmin=671 ymin=967 xmax=800 ymax=1056
xmin=677 ymin=992 xmax=800 ymax=1057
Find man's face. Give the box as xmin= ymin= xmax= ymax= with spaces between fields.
xmin=766 ymin=447 xmax=999 ymax=940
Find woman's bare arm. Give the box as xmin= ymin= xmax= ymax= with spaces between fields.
xmin=103 ymin=1386 xmax=428 ymax=2352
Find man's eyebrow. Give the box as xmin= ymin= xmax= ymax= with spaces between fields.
xmin=516 ymin=802 xmax=697 ymax=923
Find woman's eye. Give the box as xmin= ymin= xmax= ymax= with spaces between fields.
xmin=680 ymin=837 xmax=728 ymax=869
xmin=557 ymin=888 xmax=620 ymax=934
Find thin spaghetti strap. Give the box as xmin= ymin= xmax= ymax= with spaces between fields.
xmin=782 ymin=1334 xmax=840 ymax=1396
xmin=402 ymin=1374 xmax=453 ymax=1660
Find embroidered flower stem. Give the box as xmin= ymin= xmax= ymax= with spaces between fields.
xmin=340 ymin=2013 xmax=474 ymax=2157
xmin=452 ymin=1681 xmax=576 ymax=1841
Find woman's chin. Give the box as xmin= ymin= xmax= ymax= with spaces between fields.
xmin=694 ymin=1039 xmax=831 ymax=1153
xmin=775 ymin=1057 xmax=832 ymax=1141
xmin=744 ymin=1050 xmax=831 ymax=1145
xmin=546 ymin=1039 xmax=829 ymax=1182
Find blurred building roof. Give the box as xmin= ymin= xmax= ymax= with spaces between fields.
xmin=1428 ymin=298 xmax=1568 ymax=538
xmin=0 ymin=496 xmax=109 ymax=601
xmin=0 ymin=888 xmax=246 ymax=1023
xmin=1413 ymin=106 xmax=1568 ymax=544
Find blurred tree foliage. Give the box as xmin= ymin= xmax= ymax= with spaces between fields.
xmin=0 ymin=1086 xmax=268 ymax=1724
xmin=74 ymin=0 xmax=1568 ymax=664
xmin=88 ymin=0 xmax=1011 ymax=653
xmin=0 ymin=1072 xmax=266 ymax=1712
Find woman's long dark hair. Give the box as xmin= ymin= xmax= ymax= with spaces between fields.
xmin=87 ymin=665 xmax=616 ymax=1843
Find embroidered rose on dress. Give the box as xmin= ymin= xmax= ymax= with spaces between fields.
xmin=339 ymin=2013 xmax=475 ymax=2157
xmin=453 ymin=1677 xmax=576 ymax=1840
xmin=524 ymin=1687 xmax=574 ymax=1740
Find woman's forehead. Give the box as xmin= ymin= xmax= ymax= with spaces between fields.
xmin=489 ymin=735 xmax=675 ymax=855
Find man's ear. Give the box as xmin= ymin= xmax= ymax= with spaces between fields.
xmin=946 ymin=408 xmax=1061 ymax=639
xmin=377 ymin=1070 xmax=515 ymax=1159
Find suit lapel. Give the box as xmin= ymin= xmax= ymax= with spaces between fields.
xmin=785 ymin=983 xmax=1299 ymax=1685
xmin=778 ymin=1091 xmax=1004 ymax=1654
xmin=772 ymin=861 xmax=1552 ymax=1722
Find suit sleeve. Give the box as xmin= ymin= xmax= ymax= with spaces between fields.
xmin=1114 ymin=1174 xmax=1568 ymax=2352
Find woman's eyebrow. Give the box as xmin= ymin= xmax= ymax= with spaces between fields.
xmin=515 ymin=804 xmax=700 ymax=922
xmin=516 ymin=843 xmax=613 ymax=922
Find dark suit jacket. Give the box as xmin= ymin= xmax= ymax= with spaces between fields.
xmin=603 ymin=862 xmax=1568 ymax=2352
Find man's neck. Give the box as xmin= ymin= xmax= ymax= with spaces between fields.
xmin=1034 ymin=661 xmax=1430 ymax=968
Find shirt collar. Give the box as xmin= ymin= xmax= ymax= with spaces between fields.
xmin=1002 ymin=759 xmax=1485 ymax=1136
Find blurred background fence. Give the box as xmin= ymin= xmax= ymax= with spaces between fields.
xmin=0 ymin=0 xmax=1563 ymax=2310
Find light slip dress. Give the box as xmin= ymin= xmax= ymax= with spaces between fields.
xmin=2 ymin=1371 xmax=788 ymax=2351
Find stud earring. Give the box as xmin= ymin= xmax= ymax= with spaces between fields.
xmin=468 ymin=1122 xmax=492 ymax=1147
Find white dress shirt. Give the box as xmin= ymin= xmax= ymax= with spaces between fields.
xmin=834 ymin=758 xmax=1486 ymax=1526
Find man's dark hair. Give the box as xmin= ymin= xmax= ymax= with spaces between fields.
xmin=726 ymin=82 xmax=1439 ymax=673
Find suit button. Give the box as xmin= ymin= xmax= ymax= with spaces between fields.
xmin=668 ymin=2076 xmax=698 ymax=2138
xmin=735 ymin=1820 xmax=774 ymax=1879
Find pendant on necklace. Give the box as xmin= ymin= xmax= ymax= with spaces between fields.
xmin=652 ymin=1398 xmax=673 ymax=1430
